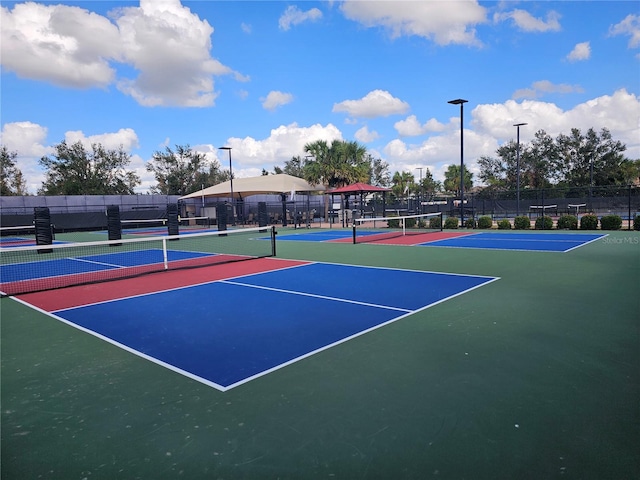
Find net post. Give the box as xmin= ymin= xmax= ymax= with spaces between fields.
xmin=439 ymin=212 xmax=444 ymax=231
xmin=162 ymin=238 xmax=169 ymax=270
xmin=271 ymin=226 xmax=277 ymax=256
xmin=352 ymin=224 xmax=357 ymax=244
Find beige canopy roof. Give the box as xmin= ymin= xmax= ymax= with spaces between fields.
xmin=179 ymin=174 xmax=325 ymax=200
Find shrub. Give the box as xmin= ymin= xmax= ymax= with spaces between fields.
xmin=387 ymin=216 xmax=399 ymax=228
xmin=497 ymin=219 xmax=511 ymax=230
xmin=404 ymin=217 xmax=417 ymax=228
xmin=600 ymin=214 xmax=622 ymax=231
xmin=557 ymin=215 xmax=578 ymax=230
xmin=513 ymin=216 xmax=531 ymax=230
xmin=634 ymin=215 xmax=640 ymax=231
xmin=429 ymin=216 xmax=442 ymax=229
xmin=477 ymin=216 xmax=493 ymax=229
xmin=535 ymin=215 xmax=554 ymax=230
xmin=464 ymin=218 xmax=477 ymax=229
xmin=580 ymin=214 xmax=599 ymax=230
xmin=444 ymin=216 xmax=459 ymax=229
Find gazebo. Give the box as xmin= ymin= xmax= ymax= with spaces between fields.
xmin=180 ymin=174 xmax=325 ymax=226
xmin=327 ymin=183 xmax=391 ymax=227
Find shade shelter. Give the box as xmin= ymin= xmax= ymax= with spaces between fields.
xmin=327 ymin=183 xmax=391 ymax=227
xmin=180 ymin=174 xmax=325 ymax=226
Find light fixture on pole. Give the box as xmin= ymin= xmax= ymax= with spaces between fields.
xmin=218 ymin=146 xmax=235 ymax=225
xmin=416 ymin=167 xmax=423 ymax=214
xmin=448 ymin=98 xmax=468 ymax=227
xmin=513 ymin=122 xmax=527 ymax=217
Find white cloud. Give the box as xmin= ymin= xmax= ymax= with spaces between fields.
xmin=381 ymin=89 xmax=640 ymax=186
xmin=0 ymin=122 xmax=52 ymax=193
xmin=0 ymin=1 xmax=246 ymax=107
xmin=261 ymin=91 xmax=294 ymax=111
xmin=219 ymin=123 xmax=343 ymax=174
xmin=354 ymin=126 xmax=379 ymax=143
xmin=0 ymin=3 xmax=121 ymax=88
xmin=513 ymin=80 xmax=584 ymax=100
xmin=241 ymin=22 xmax=252 ymax=34
xmin=333 ymin=90 xmax=410 ymax=118
xmin=63 ymin=128 xmax=140 ymax=152
xmin=609 ymin=14 xmax=640 ymax=49
xmin=494 ymin=9 xmax=561 ymax=32
xmin=394 ymin=115 xmax=446 ymax=137
xmin=567 ymin=42 xmax=591 ymax=62
xmin=340 ymin=0 xmax=486 ymax=46
xmin=279 ymin=5 xmax=322 ymax=31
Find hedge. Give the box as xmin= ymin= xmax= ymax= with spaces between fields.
xmin=557 ymin=215 xmax=578 ymax=230
xmin=444 ymin=217 xmax=459 ymax=229
xmin=497 ymin=219 xmax=511 ymax=230
xmin=477 ymin=216 xmax=493 ymax=229
xmin=535 ymin=215 xmax=554 ymax=230
xmin=600 ymin=215 xmax=622 ymax=230
xmin=513 ymin=216 xmax=531 ymax=230
xmin=580 ymin=214 xmax=599 ymax=230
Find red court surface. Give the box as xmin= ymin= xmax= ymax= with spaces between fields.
xmin=333 ymin=230 xmax=474 ymax=245
xmin=18 ymin=257 xmax=309 ymax=312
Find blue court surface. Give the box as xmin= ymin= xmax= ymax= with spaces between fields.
xmin=276 ymin=230 xmax=353 ymax=242
xmin=420 ymin=232 xmax=606 ymax=252
xmin=1 ymin=249 xmax=214 ymax=282
xmin=51 ymin=262 xmax=498 ymax=391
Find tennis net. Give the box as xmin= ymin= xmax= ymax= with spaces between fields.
xmin=0 ymin=225 xmax=37 ymax=248
xmin=352 ymin=212 xmax=443 ymax=244
xmin=0 ymin=226 xmax=275 ymax=296
xmin=121 ymin=216 xmax=211 ymax=232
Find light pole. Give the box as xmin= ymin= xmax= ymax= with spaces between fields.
xmin=416 ymin=167 xmax=423 ymax=214
xmin=448 ymin=98 xmax=468 ymax=227
xmin=218 ymin=146 xmax=234 ymax=225
xmin=513 ymin=122 xmax=527 ymax=217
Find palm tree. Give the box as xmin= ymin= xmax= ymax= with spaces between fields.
xmin=304 ymin=139 xmax=369 ymax=220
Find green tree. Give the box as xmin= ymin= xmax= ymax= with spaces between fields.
xmin=0 ymin=145 xmax=27 ymax=195
xmin=146 ymin=145 xmax=227 ymax=196
xmin=39 ymin=141 xmax=140 ymax=195
xmin=367 ymin=154 xmax=391 ymax=187
xmin=418 ymin=168 xmax=441 ymax=198
xmin=303 ymin=139 xmax=369 ymax=219
xmin=555 ymin=128 xmax=626 ymax=187
xmin=282 ymin=155 xmax=307 ymax=178
xmin=443 ymin=164 xmax=473 ymax=195
xmin=391 ymin=171 xmax=414 ymax=201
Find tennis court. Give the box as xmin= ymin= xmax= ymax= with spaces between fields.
xmin=18 ymin=261 xmax=497 ymax=391
xmin=419 ymin=231 xmax=607 ymax=252
xmin=2 ymin=227 xmax=638 ymax=479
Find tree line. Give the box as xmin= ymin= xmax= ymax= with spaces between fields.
xmin=1 ymin=127 xmax=638 ymax=198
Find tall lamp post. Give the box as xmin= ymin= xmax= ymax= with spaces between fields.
xmin=513 ymin=122 xmax=527 ymax=217
xmin=218 ymin=146 xmax=235 ymax=225
xmin=416 ymin=167 xmax=423 ymax=214
xmin=448 ymin=98 xmax=468 ymax=227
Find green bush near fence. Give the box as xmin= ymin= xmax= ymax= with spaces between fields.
xmin=535 ymin=216 xmax=554 ymax=230
xmin=477 ymin=216 xmax=493 ymax=229
xmin=634 ymin=215 xmax=640 ymax=231
xmin=514 ymin=216 xmax=531 ymax=230
xmin=557 ymin=215 xmax=578 ymax=230
xmin=580 ymin=214 xmax=599 ymax=230
xmin=444 ymin=217 xmax=459 ymax=229
xmin=464 ymin=218 xmax=476 ymax=229
xmin=600 ymin=215 xmax=622 ymax=230
xmin=429 ymin=216 xmax=442 ymax=229
xmin=497 ymin=219 xmax=512 ymax=230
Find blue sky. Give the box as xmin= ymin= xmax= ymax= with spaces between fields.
xmin=1 ymin=0 xmax=639 ymax=194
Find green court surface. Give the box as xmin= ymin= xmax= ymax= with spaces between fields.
xmin=2 ymin=229 xmax=639 ymax=479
